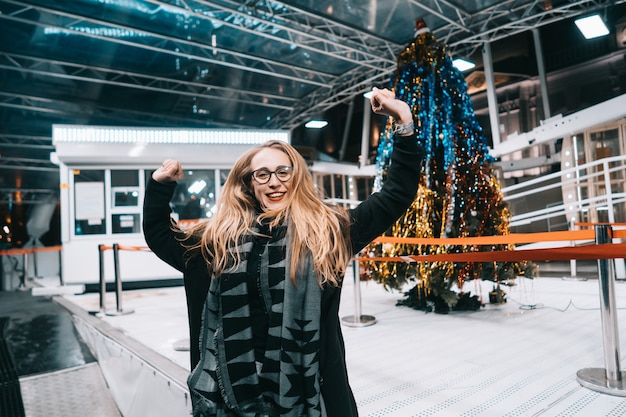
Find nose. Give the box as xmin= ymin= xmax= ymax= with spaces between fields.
xmin=267 ymin=171 xmax=282 ymax=185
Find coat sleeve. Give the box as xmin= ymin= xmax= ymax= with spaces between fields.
xmin=142 ymin=176 xmax=187 ymax=272
xmin=349 ymin=133 xmax=424 ymax=253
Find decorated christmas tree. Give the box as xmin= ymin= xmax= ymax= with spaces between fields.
xmin=363 ymin=19 xmax=536 ymax=313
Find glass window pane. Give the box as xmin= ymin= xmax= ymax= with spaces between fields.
xmin=113 ymin=190 xmax=139 ymax=207
xmin=112 ymin=213 xmax=141 ymax=234
xmin=74 ymin=169 xmax=106 ymax=235
xmin=111 ymin=170 xmax=139 ymax=187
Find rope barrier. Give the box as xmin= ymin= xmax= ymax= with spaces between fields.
xmin=0 ymin=245 xmax=62 ymax=257
xmin=371 ymin=229 xmax=626 ymax=246
xmin=358 ymin=243 xmax=626 ymax=263
xmin=97 ymin=245 xmax=151 ymax=252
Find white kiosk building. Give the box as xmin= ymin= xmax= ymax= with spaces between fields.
xmin=52 ymin=125 xmax=290 ymax=286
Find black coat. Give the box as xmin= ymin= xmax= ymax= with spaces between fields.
xmin=142 ymin=135 xmax=423 ymax=416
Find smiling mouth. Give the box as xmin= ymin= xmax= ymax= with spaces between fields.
xmin=267 ymin=192 xmax=285 ymax=201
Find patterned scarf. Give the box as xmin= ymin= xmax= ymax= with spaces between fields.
xmin=188 ymin=224 xmax=323 ymax=417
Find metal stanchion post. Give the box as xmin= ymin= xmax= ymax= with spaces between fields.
xmin=341 ymin=257 xmax=376 ymax=327
xmin=106 ymin=243 xmax=134 ymax=316
xmin=58 ymin=247 xmax=64 ymax=286
xmin=33 ymin=248 xmax=39 ymax=278
xmin=17 ymin=252 xmax=27 ymax=288
xmin=98 ymin=244 xmax=107 ymax=316
xmin=569 ymin=219 xmax=577 ymax=279
xmin=576 ymin=224 xmax=626 ymax=396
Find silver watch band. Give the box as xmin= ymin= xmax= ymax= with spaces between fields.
xmin=393 ymin=120 xmax=414 ymax=135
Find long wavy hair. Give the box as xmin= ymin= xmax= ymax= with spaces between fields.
xmin=183 ymin=140 xmax=351 ymax=286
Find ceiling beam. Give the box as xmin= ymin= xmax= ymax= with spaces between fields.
xmin=0 ymin=0 xmax=334 ymax=86
xmin=0 ymin=52 xmax=296 ymax=110
xmin=149 ymin=0 xmax=399 ymax=67
xmin=0 ymin=91 xmax=246 ymax=129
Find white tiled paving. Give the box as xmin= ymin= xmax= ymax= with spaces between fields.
xmin=49 ymin=261 xmax=626 ymax=416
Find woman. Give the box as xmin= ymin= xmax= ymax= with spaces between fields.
xmin=143 ymin=87 xmax=424 ymax=417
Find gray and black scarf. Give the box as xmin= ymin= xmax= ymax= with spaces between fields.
xmin=188 ymin=224 xmax=323 ymax=417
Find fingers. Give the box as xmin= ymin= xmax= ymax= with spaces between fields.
xmin=161 ymin=159 xmax=180 ymax=173
xmin=369 ymin=87 xmax=396 ymax=114
xmin=153 ymin=159 xmax=183 ymax=182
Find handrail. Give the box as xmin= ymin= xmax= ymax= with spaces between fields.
xmin=502 ymin=155 xmax=626 ymax=229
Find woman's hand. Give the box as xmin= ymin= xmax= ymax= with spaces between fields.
xmin=369 ymin=87 xmax=413 ymax=125
xmin=152 ymin=159 xmax=184 ymax=183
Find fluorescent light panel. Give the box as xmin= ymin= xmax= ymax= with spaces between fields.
xmin=452 ymin=58 xmax=476 ymax=72
xmin=52 ymin=125 xmax=289 ymax=145
xmin=575 ymin=14 xmax=609 ymax=39
xmin=305 ymin=120 xmax=328 ymax=129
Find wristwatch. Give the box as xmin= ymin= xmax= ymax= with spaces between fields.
xmin=393 ymin=120 xmax=414 ymax=136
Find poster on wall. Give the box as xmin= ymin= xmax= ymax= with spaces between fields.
xmin=75 ymin=182 xmax=105 ymax=224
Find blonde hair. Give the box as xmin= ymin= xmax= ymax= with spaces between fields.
xmin=184 ymin=140 xmax=351 ymax=286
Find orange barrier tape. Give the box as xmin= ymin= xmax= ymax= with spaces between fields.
xmin=358 ymin=242 xmax=626 ymax=263
xmin=98 ymin=244 xmax=151 ymax=252
xmin=373 ymin=229 xmax=626 ymax=246
xmin=0 ymin=245 xmax=62 ymax=257
xmin=116 ymin=245 xmax=151 ymax=252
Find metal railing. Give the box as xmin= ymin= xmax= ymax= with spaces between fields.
xmin=502 ymin=155 xmax=626 ymax=230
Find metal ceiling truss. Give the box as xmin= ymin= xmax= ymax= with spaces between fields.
xmin=0 ymin=157 xmax=58 ymax=172
xmin=436 ymin=0 xmax=625 ymax=57
xmin=151 ymin=0 xmax=399 ymax=67
xmin=0 ymin=91 xmax=241 ymax=128
xmin=0 ymin=134 xmax=55 ymax=151
xmin=271 ymin=65 xmax=395 ymax=129
xmin=0 ymin=52 xmax=296 ymax=111
xmin=0 ymin=0 xmax=334 ymax=85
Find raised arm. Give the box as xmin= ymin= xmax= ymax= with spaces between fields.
xmin=349 ymin=88 xmax=424 ymax=252
xmin=142 ymin=160 xmax=187 ymax=271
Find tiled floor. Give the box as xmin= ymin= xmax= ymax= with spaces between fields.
xmin=41 ymin=260 xmax=626 ymax=416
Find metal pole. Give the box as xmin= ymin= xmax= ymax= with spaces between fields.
xmin=569 ymin=219 xmax=577 ymax=279
xmin=98 ymin=244 xmax=106 ymax=316
xmin=33 ymin=248 xmax=39 ymax=278
xmin=482 ymin=39 xmax=501 ymax=148
xmin=341 ymin=258 xmax=376 ymax=327
xmin=576 ymin=224 xmax=626 ymax=395
xmin=58 ymin=247 xmax=64 ymax=286
xmin=18 ymin=252 xmax=27 ymax=288
xmin=106 ymin=243 xmax=134 ymax=316
xmin=532 ymin=28 xmax=551 ymax=119
xmin=113 ymin=243 xmax=123 ymax=313
xmin=360 ymin=95 xmax=372 ymax=168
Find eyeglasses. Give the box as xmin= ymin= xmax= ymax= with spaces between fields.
xmin=251 ymin=166 xmax=293 ymax=184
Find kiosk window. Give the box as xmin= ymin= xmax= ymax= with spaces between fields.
xmin=74 ymin=169 xmax=106 ymax=235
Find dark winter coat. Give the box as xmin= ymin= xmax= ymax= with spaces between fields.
xmin=142 ymin=134 xmax=423 ymax=416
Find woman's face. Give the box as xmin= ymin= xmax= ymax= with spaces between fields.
xmin=249 ymin=147 xmax=293 ymax=212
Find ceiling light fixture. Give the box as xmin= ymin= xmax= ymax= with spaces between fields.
xmin=575 ymin=14 xmax=610 ymax=39
xmin=305 ymin=120 xmax=328 ymax=129
xmin=452 ymin=58 xmax=476 ymax=72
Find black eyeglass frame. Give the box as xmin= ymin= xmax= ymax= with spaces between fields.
xmin=250 ymin=165 xmax=294 ymax=184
